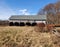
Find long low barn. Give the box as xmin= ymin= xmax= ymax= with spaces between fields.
xmin=9 ymin=15 xmax=46 ymax=26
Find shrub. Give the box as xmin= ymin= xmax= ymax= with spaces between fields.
xmin=34 ymin=23 xmax=45 ymax=32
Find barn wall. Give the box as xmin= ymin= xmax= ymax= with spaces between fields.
xmin=9 ymin=20 xmax=46 ymax=24
xmin=9 ymin=20 xmax=46 ymax=26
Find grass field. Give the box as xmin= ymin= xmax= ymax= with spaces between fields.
xmin=0 ymin=26 xmax=60 ymax=47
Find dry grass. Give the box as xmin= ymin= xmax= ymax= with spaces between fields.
xmin=0 ymin=26 xmax=60 ymax=47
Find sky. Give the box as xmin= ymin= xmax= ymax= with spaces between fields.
xmin=0 ymin=0 xmax=57 ymax=20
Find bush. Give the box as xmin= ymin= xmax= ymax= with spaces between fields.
xmin=34 ymin=23 xmax=45 ymax=32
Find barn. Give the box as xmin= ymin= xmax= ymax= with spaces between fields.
xmin=9 ymin=15 xmax=46 ymax=26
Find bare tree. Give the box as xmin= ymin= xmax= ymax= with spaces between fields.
xmin=38 ymin=1 xmax=60 ymax=24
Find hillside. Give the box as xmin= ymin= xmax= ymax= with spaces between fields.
xmin=0 ymin=26 xmax=60 ymax=47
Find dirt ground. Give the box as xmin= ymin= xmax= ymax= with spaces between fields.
xmin=0 ymin=26 xmax=60 ymax=47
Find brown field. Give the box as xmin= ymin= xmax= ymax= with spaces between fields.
xmin=0 ymin=26 xmax=60 ymax=47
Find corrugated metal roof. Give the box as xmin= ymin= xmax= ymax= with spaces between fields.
xmin=9 ymin=15 xmax=46 ymax=21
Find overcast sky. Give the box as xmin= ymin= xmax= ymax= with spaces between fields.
xmin=0 ymin=0 xmax=57 ymax=20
